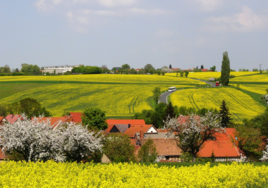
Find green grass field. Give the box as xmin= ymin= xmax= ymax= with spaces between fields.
xmin=170 ymin=87 xmax=266 ymax=122
xmin=0 ymin=75 xmax=205 ymax=117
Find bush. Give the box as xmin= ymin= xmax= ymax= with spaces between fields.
xmin=138 ymin=139 xmax=158 ymax=162
xmin=102 ymin=133 xmax=136 ymax=162
xmin=72 ymin=66 xmax=102 ymax=74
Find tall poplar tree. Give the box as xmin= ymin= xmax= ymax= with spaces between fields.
xmin=220 ymin=51 xmax=230 ymax=86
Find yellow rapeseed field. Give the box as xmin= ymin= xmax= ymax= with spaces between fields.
xmin=0 ymin=161 xmax=268 ymax=187
xmin=0 ymin=74 xmax=206 ymax=85
xmin=165 ymin=72 xmax=257 ymax=80
xmin=230 ymin=84 xmax=268 ymax=95
xmin=229 ymin=73 xmax=268 ymax=83
xmin=0 ymin=75 xmax=205 ymax=117
xmin=1 ymin=83 xmax=196 ymax=117
xmin=170 ymin=87 xmax=266 ymax=122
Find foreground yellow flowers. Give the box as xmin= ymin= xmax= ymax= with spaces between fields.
xmin=0 ymin=161 xmax=268 ymax=187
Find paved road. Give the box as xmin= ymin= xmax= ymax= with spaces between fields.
xmin=158 ymin=79 xmax=216 ymax=104
xmin=192 ymin=78 xmax=216 ymax=87
xmin=159 ymin=91 xmax=173 ymax=104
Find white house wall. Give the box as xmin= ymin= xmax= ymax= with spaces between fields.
xmin=147 ymin=126 xmax=157 ymax=133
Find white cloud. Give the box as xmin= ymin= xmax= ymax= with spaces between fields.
xmin=129 ymin=8 xmax=169 ymax=15
xmin=205 ymin=6 xmax=268 ymax=32
xmin=35 ymin=0 xmax=63 ymax=11
xmin=98 ymin=0 xmax=137 ymax=7
xmin=196 ymin=0 xmax=222 ymax=11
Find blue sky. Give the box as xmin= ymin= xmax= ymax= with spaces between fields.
xmin=1 ymin=0 xmax=268 ymax=71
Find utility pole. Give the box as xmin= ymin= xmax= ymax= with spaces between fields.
xmin=259 ymin=64 xmax=262 ymax=73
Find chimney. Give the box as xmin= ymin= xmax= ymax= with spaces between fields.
xmin=128 ymin=124 xmax=131 ymax=128
xmin=140 ymin=131 xmax=144 ymax=139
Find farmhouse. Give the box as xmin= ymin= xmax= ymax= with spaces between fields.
xmin=140 ymin=138 xmax=182 ymax=162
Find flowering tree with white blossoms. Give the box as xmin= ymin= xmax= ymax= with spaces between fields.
xmin=165 ymin=112 xmax=224 ymax=162
xmin=53 ymin=123 xmax=103 ymax=162
xmin=0 ymin=116 xmax=56 ymax=162
xmin=0 ymin=115 xmax=103 ymax=162
xmin=260 ymin=144 xmax=268 ymax=162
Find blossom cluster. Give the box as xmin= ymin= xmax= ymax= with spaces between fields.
xmin=0 ymin=115 xmax=103 ymax=162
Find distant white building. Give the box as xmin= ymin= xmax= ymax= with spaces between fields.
xmin=43 ymin=65 xmax=79 ymax=74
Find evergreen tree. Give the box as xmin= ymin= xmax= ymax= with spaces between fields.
xmin=165 ymin=102 xmax=176 ymax=119
xmin=220 ymin=51 xmax=230 ymax=86
xmin=169 ymin=64 xmax=172 ymax=69
xmin=201 ymin=65 xmax=204 ymax=69
xmin=219 ymin=100 xmax=231 ymax=127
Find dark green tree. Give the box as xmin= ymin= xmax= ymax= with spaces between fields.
xmin=169 ymin=64 xmax=172 ymax=69
xmin=152 ymin=103 xmax=167 ymax=128
xmin=19 ymin=98 xmax=51 ymax=118
xmin=1 ymin=65 xmax=11 ymax=73
xmin=0 ymin=105 xmax=8 ymax=116
xmin=220 ymin=52 xmax=230 ymax=86
xmin=244 ymin=108 xmax=268 ymax=137
xmin=165 ymin=102 xmax=176 ymax=119
xmin=185 ymin=70 xmax=189 ymax=78
xmin=103 ymin=133 xmax=136 ymax=162
xmin=180 ymin=71 xmax=184 ymax=77
xmin=219 ymin=100 xmax=231 ymax=127
xmin=138 ymin=139 xmax=158 ymax=162
xmin=133 ymin=110 xmax=154 ymax=124
xmin=152 ymin=87 xmax=161 ymax=104
xmin=82 ymin=107 xmax=107 ymax=130
xmin=210 ymin=65 xmax=216 ymax=72
xmin=121 ymin=64 xmax=130 ymax=70
xmin=233 ymin=125 xmax=263 ymax=161
xmin=201 ymin=65 xmax=204 ymax=69
xmin=144 ymin=64 xmax=154 ymax=73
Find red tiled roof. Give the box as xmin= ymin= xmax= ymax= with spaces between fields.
xmin=198 ymin=128 xmax=241 ymax=158
xmin=141 ymin=138 xmax=182 ymax=156
xmin=34 ymin=116 xmax=72 ymax=129
xmin=201 ymin=69 xmax=208 ymax=72
xmin=124 ymin=124 xmax=155 ymax=138
xmin=170 ymin=68 xmax=180 ymax=71
xmin=5 ymin=114 xmax=22 ymax=124
xmin=106 ymin=119 xmax=145 ymax=125
xmin=70 ymin=112 xmax=83 ymax=123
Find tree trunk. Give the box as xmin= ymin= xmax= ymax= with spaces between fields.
xmin=192 ymin=155 xmax=196 ymax=162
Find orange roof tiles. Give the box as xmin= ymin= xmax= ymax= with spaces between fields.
xmin=106 ymin=119 xmax=145 ymax=125
xmin=0 ymin=116 xmax=4 ymax=122
xmin=198 ymin=128 xmax=241 ymax=158
xmin=70 ymin=112 xmax=83 ymax=123
xmin=124 ymin=124 xmax=155 ymax=138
